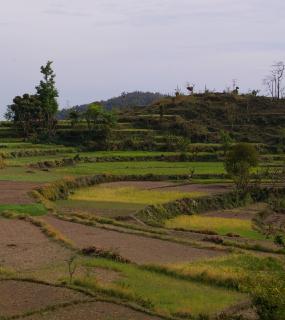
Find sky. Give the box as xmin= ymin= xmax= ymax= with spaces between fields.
xmin=0 ymin=0 xmax=284 ymax=116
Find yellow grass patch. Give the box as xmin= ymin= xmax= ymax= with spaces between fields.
xmin=165 ymin=215 xmax=265 ymax=239
xmin=70 ymin=186 xmax=207 ymax=205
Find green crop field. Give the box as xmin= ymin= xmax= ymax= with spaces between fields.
xmin=76 ymin=257 xmax=246 ymax=317
xmin=54 ymin=161 xmax=226 ymax=176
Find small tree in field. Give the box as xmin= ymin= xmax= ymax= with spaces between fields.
xmin=225 ymin=143 xmax=258 ymax=191
xmin=219 ymin=130 xmax=233 ymax=156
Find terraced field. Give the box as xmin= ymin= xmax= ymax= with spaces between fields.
xmin=0 ymin=141 xmax=284 ymax=319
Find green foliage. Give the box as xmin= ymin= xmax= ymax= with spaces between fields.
xmin=7 ymin=61 xmax=59 ymax=140
xmin=84 ymin=103 xmax=117 ymax=149
xmin=274 ymin=235 xmax=285 ymax=247
xmin=68 ymin=110 xmax=80 ymax=128
xmin=0 ymin=204 xmax=47 ymax=216
xmin=219 ymin=130 xmax=233 ymax=155
xmin=35 ymin=61 xmax=59 ymax=137
xmin=6 ymin=94 xmax=41 ymax=138
xmin=136 ymin=191 xmax=252 ymax=227
xmin=249 ymin=275 xmax=285 ymax=320
xmin=225 ymin=143 xmax=258 ymax=190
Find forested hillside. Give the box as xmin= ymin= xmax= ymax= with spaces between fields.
xmin=57 ymin=91 xmax=166 ymax=119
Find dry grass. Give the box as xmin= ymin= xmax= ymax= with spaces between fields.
xmin=70 ymin=186 xmax=206 ymax=205
xmin=165 ymin=215 xmax=266 ymax=240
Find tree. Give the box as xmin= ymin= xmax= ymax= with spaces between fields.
xmin=159 ymin=104 xmax=164 ymax=120
xmin=219 ymin=130 xmax=233 ymax=155
xmin=225 ymin=143 xmax=258 ymax=190
xmin=69 ymin=110 xmax=80 ymax=128
xmin=36 ymin=61 xmax=59 ymax=137
xmin=84 ymin=103 xmax=116 ymax=148
xmin=263 ymin=61 xmax=285 ymax=99
xmin=6 ymin=94 xmax=41 ymax=138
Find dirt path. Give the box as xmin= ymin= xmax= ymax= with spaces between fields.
xmin=42 ymin=216 xmax=226 ymax=264
xmin=21 ymin=301 xmax=162 ymax=320
xmin=0 ymin=280 xmax=88 ymax=318
xmin=0 ymin=181 xmax=40 ymax=204
xmin=0 ymin=218 xmax=71 ymax=271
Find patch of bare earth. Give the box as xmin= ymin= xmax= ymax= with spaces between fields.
xmin=0 ymin=218 xmax=71 ymax=271
xmin=203 ymin=203 xmax=269 ymax=220
xmin=0 ymin=280 xmax=88 ymax=318
xmin=263 ymin=212 xmax=285 ymax=231
xmin=99 ymin=181 xmax=231 ymax=195
xmin=42 ymin=216 xmax=225 ymax=264
xmin=21 ymin=301 xmax=162 ymax=320
xmin=23 ymin=264 xmax=121 ymax=285
xmin=0 ymin=181 xmax=40 ymax=204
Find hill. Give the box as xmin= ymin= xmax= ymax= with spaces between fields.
xmin=115 ymin=93 xmax=285 ymax=148
xmin=57 ymin=91 xmax=166 ymax=119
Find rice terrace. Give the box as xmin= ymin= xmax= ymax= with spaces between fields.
xmin=1 ymin=2 xmax=285 ymax=320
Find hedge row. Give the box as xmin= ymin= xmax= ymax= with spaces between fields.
xmin=0 ymin=147 xmax=75 ymax=159
xmin=135 ymin=187 xmax=285 ymax=226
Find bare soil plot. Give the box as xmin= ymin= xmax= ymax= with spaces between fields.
xmin=21 ymin=301 xmax=162 ymax=320
xmin=0 ymin=218 xmax=71 ymax=271
xmin=263 ymin=212 xmax=285 ymax=231
xmin=0 ymin=280 xmax=88 ymax=318
xmin=42 ymin=216 xmax=226 ymax=264
xmin=0 ymin=181 xmax=40 ymax=204
xmin=23 ymin=264 xmax=121 ymax=285
xmin=203 ymin=202 xmax=268 ymax=220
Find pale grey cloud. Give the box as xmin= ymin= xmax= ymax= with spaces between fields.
xmin=0 ymin=0 xmax=284 ymax=117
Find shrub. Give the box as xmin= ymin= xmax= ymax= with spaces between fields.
xmin=225 ymin=143 xmax=258 ymax=191
xmin=81 ymin=246 xmax=130 ymax=263
xmin=250 ymin=275 xmax=285 ymax=320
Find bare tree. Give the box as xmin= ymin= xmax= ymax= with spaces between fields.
xmin=67 ymin=255 xmax=78 ymax=284
xmin=263 ymin=76 xmax=275 ymax=98
xmin=263 ymin=61 xmax=285 ymax=99
xmin=273 ymin=61 xmax=285 ymax=99
xmin=174 ymin=85 xmax=182 ymax=97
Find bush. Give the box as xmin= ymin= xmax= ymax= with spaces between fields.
xmin=250 ymin=275 xmax=285 ymax=320
xmin=225 ymin=143 xmax=258 ymax=191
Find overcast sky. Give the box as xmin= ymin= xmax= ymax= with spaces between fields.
xmin=0 ymin=0 xmax=284 ymax=116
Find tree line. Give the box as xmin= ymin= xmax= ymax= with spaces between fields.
xmin=6 ymin=61 xmax=116 ymax=144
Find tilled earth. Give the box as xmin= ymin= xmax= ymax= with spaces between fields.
xmin=0 ymin=218 xmax=71 ymax=270
xmin=0 ymin=181 xmax=41 ymax=204
xmin=20 ymin=301 xmax=163 ymax=320
xmin=0 ymin=280 xmax=88 ymax=317
xmin=42 ymin=215 xmax=226 ymax=264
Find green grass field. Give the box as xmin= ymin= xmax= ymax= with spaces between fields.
xmin=55 ymin=161 xmax=225 ymax=176
xmin=0 ymin=161 xmax=225 ymax=183
xmin=76 ymin=257 xmax=246 ymax=317
xmin=0 ymin=203 xmax=47 ymax=216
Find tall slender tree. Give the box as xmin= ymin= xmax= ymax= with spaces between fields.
xmin=36 ymin=61 xmax=59 ymax=137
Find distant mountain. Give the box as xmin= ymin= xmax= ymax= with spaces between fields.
xmin=57 ymin=91 xmax=166 ymax=119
